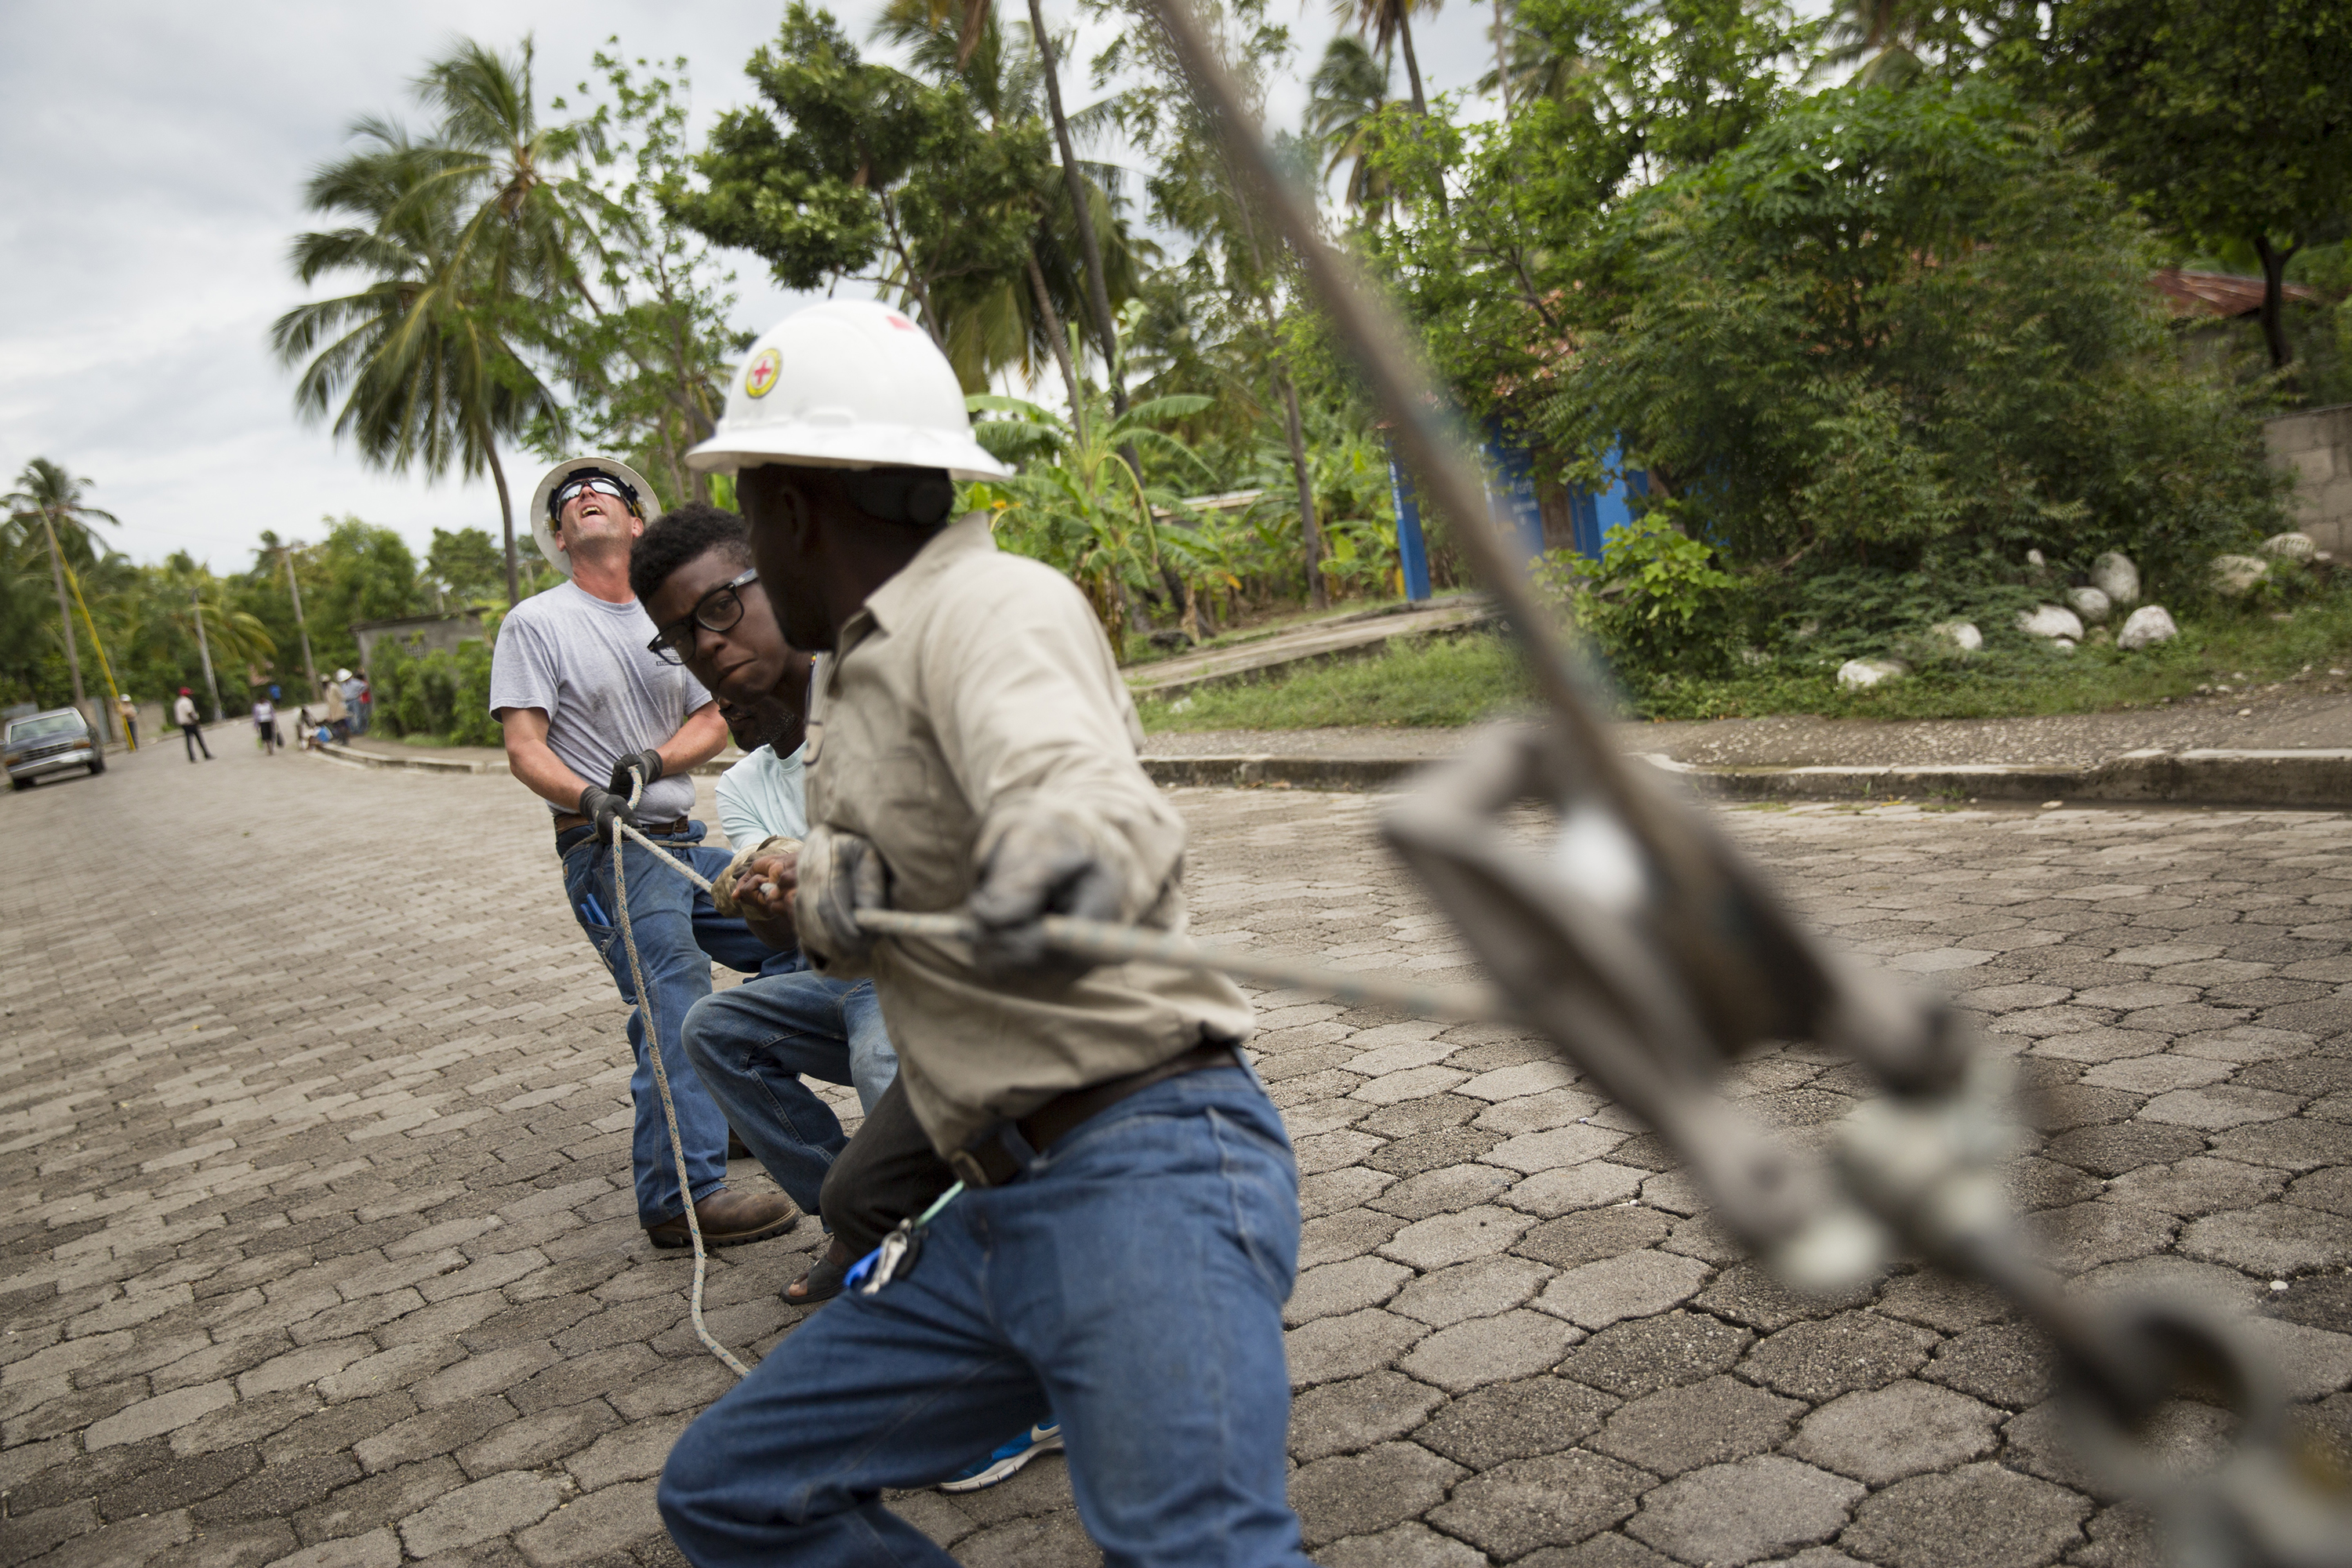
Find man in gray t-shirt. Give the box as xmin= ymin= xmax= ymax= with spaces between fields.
xmin=489 ymin=454 xmax=799 ymax=1254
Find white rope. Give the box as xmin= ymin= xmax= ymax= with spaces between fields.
xmin=608 ymin=815 xmax=750 ymax=1377
xmin=601 ymin=811 xmax=1505 ymax=1379
xmin=614 ymin=821 xmax=1505 ymax=1022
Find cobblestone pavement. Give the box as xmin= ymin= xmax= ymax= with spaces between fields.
xmin=2 ymin=745 xmax=2348 ymax=1567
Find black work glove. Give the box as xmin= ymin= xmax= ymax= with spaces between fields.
xmin=967 ymin=817 xmax=1125 ymax=984
xmin=579 ymin=783 xmax=641 ymax=846
xmin=608 ymin=747 xmax=665 ymax=803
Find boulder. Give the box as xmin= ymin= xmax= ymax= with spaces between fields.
xmin=1928 ymin=620 xmax=1983 ymax=655
xmin=2017 ymin=604 xmax=2085 ymax=641
xmin=2064 ymin=586 xmax=2111 ymax=625
xmin=2211 ymin=555 xmax=2269 ymax=596
xmin=2053 ymin=637 xmax=2077 ymax=653
xmin=2116 ymin=605 xmax=2179 ymax=651
xmin=2090 ymin=551 xmax=2140 ymax=607
xmin=2026 ymin=548 xmax=2046 ymax=568
xmin=1837 ymin=658 xmax=1909 ymax=690
xmin=2259 ymin=532 xmax=2317 ymax=562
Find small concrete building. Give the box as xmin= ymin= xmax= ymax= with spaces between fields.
xmin=2266 ymin=404 xmax=2352 ymax=557
xmin=350 ymin=610 xmax=488 ymax=673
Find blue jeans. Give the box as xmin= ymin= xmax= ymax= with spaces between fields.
xmin=659 ymin=1065 xmax=1311 ymax=1568
xmin=561 ymin=823 xmax=779 ymax=1225
xmin=681 ymin=965 xmax=897 ymax=1217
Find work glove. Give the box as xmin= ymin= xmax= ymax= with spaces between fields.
xmin=712 ymin=837 xmax=801 ymax=920
xmin=608 ymin=748 xmax=665 ymax=803
xmin=794 ymin=825 xmax=888 ymax=967
xmin=578 ymin=783 xmax=641 ymax=847
xmin=967 ymin=815 xmax=1124 ymax=984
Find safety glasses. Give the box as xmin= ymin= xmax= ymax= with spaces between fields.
xmin=647 ymin=569 xmax=760 ymax=665
xmin=549 ymin=474 xmax=634 ymax=521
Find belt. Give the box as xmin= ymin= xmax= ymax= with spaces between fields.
xmin=553 ymin=814 xmax=689 ymax=837
xmin=948 ymin=1040 xmax=1246 ymax=1189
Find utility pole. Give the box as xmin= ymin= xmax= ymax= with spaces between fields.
xmin=281 ymin=543 xmax=320 ymax=699
xmin=35 ymin=509 xmax=93 ymax=735
xmin=191 ymin=587 xmax=223 ymax=723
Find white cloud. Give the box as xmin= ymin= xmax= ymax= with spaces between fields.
xmin=1 ymin=0 xmax=1504 ymax=572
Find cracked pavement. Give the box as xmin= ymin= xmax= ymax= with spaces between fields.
xmin=2 ymin=740 xmax=2347 ymax=1567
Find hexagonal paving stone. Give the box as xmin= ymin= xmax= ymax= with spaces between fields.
xmin=1838 ymin=1461 xmax=2090 ymax=1568
xmin=1556 ymin=1310 xmax=1754 ymax=1399
xmin=2182 ymin=1204 xmax=2352 ymax=1276
xmin=1413 ymin=1375 xmax=1619 ymax=1468
xmin=1788 ymin=1380 xmax=2000 ymax=1483
xmin=1588 ymin=1375 xmax=1802 ymax=1476
xmin=1737 ymin=1313 xmax=1940 ymax=1401
xmin=1427 ymin=1447 xmax=1656 ymax=1561
xmin=1627 ymin=1455 xmax=1866 ymax=1566
xmin=1537 ymin=1253 xmax=1713 ymax=1332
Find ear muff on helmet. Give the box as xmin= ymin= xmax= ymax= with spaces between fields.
xmin=843 ymin=468 xmax=957 ymax=528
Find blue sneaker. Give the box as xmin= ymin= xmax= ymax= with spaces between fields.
xmin=937 ymin=1423 xmax=1064 ymax=1493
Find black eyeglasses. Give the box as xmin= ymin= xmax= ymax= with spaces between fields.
xmin=647 ymin=569 xmax=760 ymax=665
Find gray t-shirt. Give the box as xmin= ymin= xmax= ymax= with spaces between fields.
xmin=488 ymin=581 xmax=710 ymax=822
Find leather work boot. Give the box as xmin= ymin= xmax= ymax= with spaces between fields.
xmin=644 ymin=1187 xmax=800 ymax=1250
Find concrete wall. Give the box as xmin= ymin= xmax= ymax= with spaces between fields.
xmin=2265 ymin=404 xmax=2352 ymax=555
xmin=351 ymin=611 xmax=487 ymax=674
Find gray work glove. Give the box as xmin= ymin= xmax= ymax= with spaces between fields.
xmin=794 ymin=825 xmax=888 ymax=966
xmin=608 ymin=747 xmax=665 ymax=802
xmin=967 ymin=816 xmax=1124 ymax=984
xmin=578 ymin=783 xmax=641 ymax=846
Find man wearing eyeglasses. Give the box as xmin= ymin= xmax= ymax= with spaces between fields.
xmin=487 ymin=455 xmax=800 ymax=1254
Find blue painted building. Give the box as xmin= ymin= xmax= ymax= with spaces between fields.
xmin=1386 ymin=424 xmax=1649 ymax=603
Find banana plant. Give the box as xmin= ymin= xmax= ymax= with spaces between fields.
xmin=967 ymin=382 xmax=1212 ymax=645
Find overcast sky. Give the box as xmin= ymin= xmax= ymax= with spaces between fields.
xmin=0 ymin=0 xmax=1509 ymax=575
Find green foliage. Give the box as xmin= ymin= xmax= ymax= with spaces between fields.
xmin=1551 ymin=512 xmax=1739 ymax=671
xmin=426 ymin=527 xmax=506 ymax=604
xmin=1136 ymin=631 xmax=1534 ymax=730
xmin=671 ymin=4 xmax=1049 ymax=385
xmin=2038 ymin=0 xmax=2352 ymax=372
xmin=1537 ymin=79 xmax=2288 ymax=582
xmin=968 ymin=382 xmax=1212 ymax=636
xmin=369 ymin=634 xmax=500 ymax=743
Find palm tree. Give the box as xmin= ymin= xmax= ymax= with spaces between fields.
xmin=1308 ymin=37 xmax=1396 ymax=220
xmin=1333 ymin=0 xmax=1442 ymax=116
xmin=1821 ymin=0 xmax=1932 ymax=87
xmin=1476 ymin=14 xmax=1589 ymax=108
xmin=909 ymin=0 xmax=1135 ymax=421
xmin=3 ymin=458 xmax=118 ymax=735
xmin=877 ymin=0 xmax=1149 ymax=406
xmin=274 ymin=118 xmax=562 ymax=606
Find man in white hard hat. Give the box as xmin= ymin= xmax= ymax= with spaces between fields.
xmin=487 ymin=455 xmax=800 ymax=1254
xmin=656 ymin=302 xmax=1309 ymax=1566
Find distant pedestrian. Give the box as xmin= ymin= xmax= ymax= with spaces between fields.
xmin=174 ymin=688 xmax=212 ymax=762
xmin=115 ymin=692 xmax=137 ymax=750
xmin=252 ymin=695 xmax=278 ymax=753
xmin=340 ymin=668 xmax=368 ymax=735
xmin=324 ymin=673 xmax=350 ymax=742
xmin=355 ymin=671 xmax=372 ymax=735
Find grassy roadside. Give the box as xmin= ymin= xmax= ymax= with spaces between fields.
xmin=1134 ymin=593 xmax=2352 ymax=731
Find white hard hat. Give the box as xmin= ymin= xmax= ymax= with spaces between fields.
xmin=335 ymin=668 xmax=352 ymax=682
xmin=528 ymin=455 xmax=665 ymax=578
xmin=685 ymin=300 xmax=1010 ymax=481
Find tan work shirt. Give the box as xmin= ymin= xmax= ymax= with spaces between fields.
xmin=805 ymin=512 xmax=1254 ymax=1154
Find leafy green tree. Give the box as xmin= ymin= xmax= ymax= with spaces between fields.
xmin=1537 ymin=79 xmax=2285 ymax=582
xmin=672 ymin=5 xmax=1043 ymax=378
xmin=425 ymin=526 xmax=507 ymax=606
xmin=541 ymin=47 xmax=745 ymax=507
xmin=274 ymin=42 xmax=579 ymax=606
xmin=2039 ymin=0 xmax=2352 ymax=372
xmin=1099 ymin=0 xmax=1336 ymax=603
xmin=3 ymin=458 xmax=118 ymax=734
xmin=872 ymin=0 xmax=1149 ymax=405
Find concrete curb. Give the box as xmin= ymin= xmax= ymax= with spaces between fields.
xmin=314 ymin=742 xmax=742 ymax=779
xmin=308 ymin=735 xmax=2352 ymax=808
xmin=1145 ymin=747 xmax=2352 ymax=807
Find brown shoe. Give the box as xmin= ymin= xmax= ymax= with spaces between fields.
xmin=645 ymin=1187 xmax=800 ymax=1250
